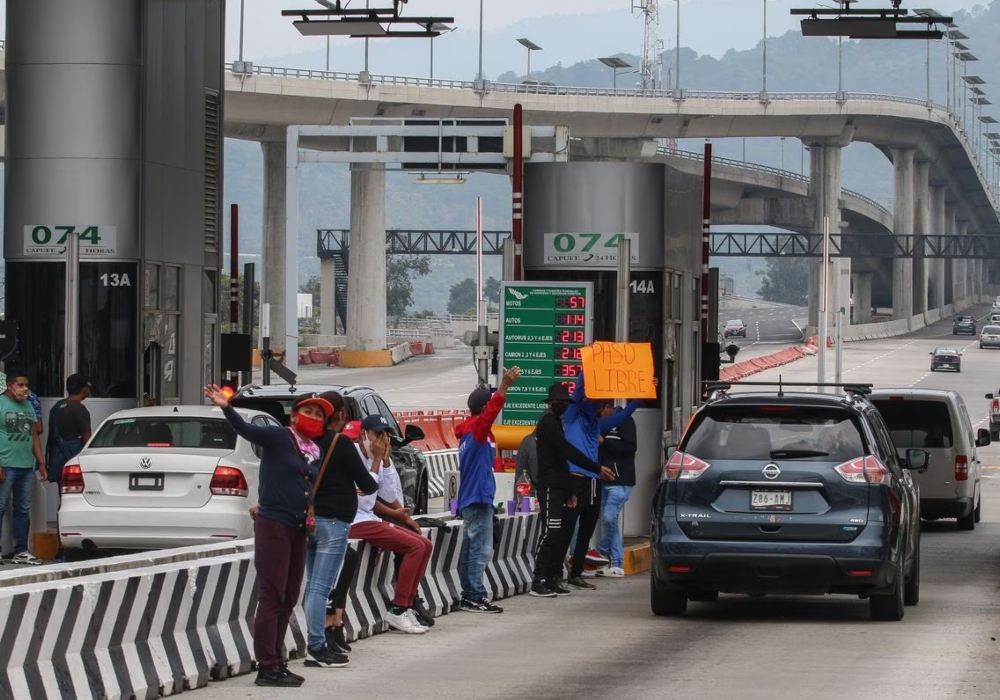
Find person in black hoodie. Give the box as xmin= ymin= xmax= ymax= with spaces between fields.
xmin=301 ymin=391 xmax=379 ymax=669
xmin=530 ymin=383 xmax=614 ymax=598
xmin=596 ymin=402 xmax=638 ymax=577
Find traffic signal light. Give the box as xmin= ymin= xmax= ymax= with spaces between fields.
xmin=219 ymin=378 xmax=238 ymax=400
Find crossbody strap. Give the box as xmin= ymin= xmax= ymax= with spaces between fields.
xmin=312 ymin=434 xmax=341 ymax=498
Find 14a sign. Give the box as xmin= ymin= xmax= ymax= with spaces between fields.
xmin=23 ymin=225 xmax=118 ymax=257
xmin=542 ymin=232 xmax=639 ymax=267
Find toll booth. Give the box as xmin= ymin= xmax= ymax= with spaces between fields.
xmin=520 ymin=161 xmax=702 ymax=536
xmin=1 ymin=0 xmax=226 ymax=544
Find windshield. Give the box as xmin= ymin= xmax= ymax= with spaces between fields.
xmin=91 ymin=417 xmax=237 ymax=450
xmin=682 ymin=405 xmax=867 ymax=462
xmin=984 ymin=326 xmax=1000 ymax=334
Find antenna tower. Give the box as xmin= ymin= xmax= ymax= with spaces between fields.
xmin=631 ymin=0 xmax=661 ymax=90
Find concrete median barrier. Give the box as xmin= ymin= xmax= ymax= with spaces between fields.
xmin=718 ymin=345 xmax=809 ymax=381
xmin=0 ymin=514 xmax=541 ymax=698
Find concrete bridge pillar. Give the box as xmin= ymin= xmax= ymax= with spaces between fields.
xmin=852 ymin=271 xmax=873 ymax=323
xmin=343 ymin=164 xmax=388 ymax=365
xmin=320 ymin=258 xmax=337 ymax=336
xmin=891 ymin=148 xmax=915 ymax=320
xmin=955 ymin=220 xmax=969 ymax=303
xmin=944 ymin=204 xmax=957 ymax=305
xmin=807 ymin=142 xmax=843 ymax=333
xmin=261 ymin=140 xmax=288 ymax=356
xmin=912 ymin=161 xmax=930 ymax=315
xmin=974 ymin=258 xmax=985 ymax=301
xmin=929 ymin=186 xmax=947 ymax=311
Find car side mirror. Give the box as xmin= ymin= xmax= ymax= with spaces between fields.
xmin=976 ymin=428 xmax=991 ymax=448
xmin=397 ymin=423 xmax=425 ymax=448
xmin=987 ymin=393 xmax=994 ymax=399
xmin=664 ymin=444 xmax=678 ymax=462
xmin=905 ymin=448 xmax=930 ymax=471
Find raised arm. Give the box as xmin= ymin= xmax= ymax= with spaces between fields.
xmin=598 ymin=399 xmax=641 ymax=432
xmin=205 ymin=385 xmax=285 ymax=448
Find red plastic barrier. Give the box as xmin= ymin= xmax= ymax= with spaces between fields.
xmin=299 ymin=353 xmax=312 ymax=365
xmin=409 ymin=341 xmax=424 ymax=354
xmin=308 ymin=351 xmax=329 ymax=364
xmin=424 ymin=343 xmax=435 ymax=355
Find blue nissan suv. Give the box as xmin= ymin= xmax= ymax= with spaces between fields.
xmin=651 ymin=382 xmax=926 ymax=621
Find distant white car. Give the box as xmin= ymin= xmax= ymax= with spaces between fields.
xmin=59 ymin=405 xmax=274 ymax=553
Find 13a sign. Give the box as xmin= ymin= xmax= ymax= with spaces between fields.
xmin=23 ymin=225 xmax=118 ymax=257
xmin=542 ymin=232 xmax=639 ymax=267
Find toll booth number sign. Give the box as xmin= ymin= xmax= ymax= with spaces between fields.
xmin=498 ymin=281 xmax=594 ymax=426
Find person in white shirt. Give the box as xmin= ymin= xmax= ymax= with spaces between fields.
xmin=349 ymin=415 xmax=433 ymax=635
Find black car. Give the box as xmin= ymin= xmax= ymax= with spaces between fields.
xmin=929 ymin=347 xmax=962 ymax=372
xmin=231 ymin=383 xmax=430 ymax=514
xmin=953 ymin=315 xmax=976 ymax=335
xmin=650 ymin=381 xmax=925 ymax=621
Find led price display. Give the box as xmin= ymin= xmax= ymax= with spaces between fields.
xmin=498 ymin=282 xmax=593 ymax=426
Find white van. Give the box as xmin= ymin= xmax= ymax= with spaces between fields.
xmin=870 ymin=389 xmax=987 ymax=531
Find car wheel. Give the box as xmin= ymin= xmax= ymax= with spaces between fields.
xmin=904 ymin=541 xmax=920 ymax=607
xmin=688 ymin=590 xmax=719 ymax=603
xmin=869 ymin=563 xmax=905 ymax=621
xmin=974 ymin=494 xmax=982 ymax=523
xmin=650 ymin=577 xmax=688 ymax=617
xmin=957 ymin=508 xmax=975 ymax=531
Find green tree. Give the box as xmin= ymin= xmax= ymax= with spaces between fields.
xmin=447 ymin=277 xmax=478 ymax=315
xmin=756 ymin=258 xmax=809 ymax=306
xmin=483 ymin=276 xmax=501 ymax=304
xmin=387 ymin=255 xmax=431 ymax=317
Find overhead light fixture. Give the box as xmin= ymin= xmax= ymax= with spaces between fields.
xmin=793 ymin=2 xmax=951 ymax=40
xmin=414 ymin=173 xmax=467 ymax=185
xmin=283 ymin=3 xmax=453 ymax=38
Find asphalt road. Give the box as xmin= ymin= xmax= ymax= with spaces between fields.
xmin=721 ymin=304 xmax=807 ymax=346
xmin=197 ymin=307 xmax=1000 ymax=700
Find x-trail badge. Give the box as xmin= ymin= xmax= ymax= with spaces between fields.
xmin=140 ymin=457 xmax=152 ymax=470
xmin=762 ymin=463 xmax=781 ymax=480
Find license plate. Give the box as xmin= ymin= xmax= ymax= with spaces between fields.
xmin=750 ymin=489 xmax=792 ymax=511
xmin=129 ymin=473 xmax=165 ymax=491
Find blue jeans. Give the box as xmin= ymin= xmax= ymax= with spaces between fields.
xmin=303 ymin=517 xmax=351 ymax=650
xmin=458 ymin=503 xmax=494 ymax=602
xmin=598 ymin=485 xmax=634 ymax=568
xmin=0 ymin=467 xmax=36 ymax=554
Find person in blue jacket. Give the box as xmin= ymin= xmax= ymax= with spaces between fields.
xmin=560 ymin=370 xmax=651 ymax=586
xmin=454 ymin=366 xmax=521 ymax=614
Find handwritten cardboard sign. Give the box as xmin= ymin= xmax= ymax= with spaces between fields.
xmin=581 ymin=342 xmax=657 ymax=399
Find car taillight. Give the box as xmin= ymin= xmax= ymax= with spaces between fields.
xmin=833 ymin=455 xmax=893 ymax=485
xmin=211 ymin=465 xmax=249 ymax=497
xmin=664 ymin=451 xmax=711 ymax=480
xmin=61 ymin=463 xmax=84 ymax=494
xmin=992 ymin=398 xmax=998 ymax=414
xmin=955 ymin=455 xmax=969 ymax=481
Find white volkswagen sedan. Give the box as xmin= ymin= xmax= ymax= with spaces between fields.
xmin=59 ymin=405 xmax=277 ymax=553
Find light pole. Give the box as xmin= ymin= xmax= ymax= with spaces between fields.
xmin=428 ymin=23 xmax=456 ymax=80
xmin=477 ymin=0 xmax=483 ymax=82
xmin=671 ymin=0 xmax=680 ymax=95
xmin=599 ymin=56 xmax=632 ymax=90
xmin=762 ymin=0 xmax=768 ymax=94
xmin=517 ymin=38 xmax=542 ymax=80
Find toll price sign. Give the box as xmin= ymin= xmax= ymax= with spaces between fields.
xmin=498 ymin=281 xmax=594 ymax=426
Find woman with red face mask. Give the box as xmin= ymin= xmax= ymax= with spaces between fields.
xmin=204 ymin=384 xmax=333 ymax=689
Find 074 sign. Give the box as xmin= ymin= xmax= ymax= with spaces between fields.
xmin=23 ymin=225 xmax=118 ymax=258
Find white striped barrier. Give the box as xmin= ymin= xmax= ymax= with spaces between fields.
xmin=0 ymin=513 xmax=541 ymax=698
xmin=424 ymin=449 xmax=459 ymax=499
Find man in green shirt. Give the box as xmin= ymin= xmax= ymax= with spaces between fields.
xmin=0 ymin=370 xmax=47 ymax=565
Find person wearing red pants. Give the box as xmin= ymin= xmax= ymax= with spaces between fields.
xmin=350 ymin=415 xmax=433 ymax=634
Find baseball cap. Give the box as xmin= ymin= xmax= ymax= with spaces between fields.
xmin=467 ymin=387 xmax=492 ymax=413
xmin=341 ymin=420 xmax=362 ymax=440
xmin=361 ymin=414 xmax=392 ymax=433
xmin=292 ymin=395 xmax=334 ymax=418
xmin=66 ymin=373 xmax=91 ymax=395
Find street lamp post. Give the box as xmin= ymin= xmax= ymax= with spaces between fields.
xmin=671 ymin=0 xmax=680 ymax=95
xmin=762 ymin=0 xmax=768 ymax=94
xmin=477 ymin=0 xmax=483 ymax=82
xmin=599 ymin=56 xmax=632 ymax=90
xmin=517 ymin=38 xmax=542 ymax=80
xmin=428 ymin=23 xmax=455 ymax=80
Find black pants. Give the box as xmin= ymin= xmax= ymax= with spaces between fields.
xmin=326 ymin=545 xmax=357 ymax=614
xmin=564 ymin=479 xmax=602 ymax=578
xmin=533 ymin=486 xmax=570 ymax=582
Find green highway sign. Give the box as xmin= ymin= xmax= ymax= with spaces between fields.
xmin=498 ymin=281 xmax=594 ymax=426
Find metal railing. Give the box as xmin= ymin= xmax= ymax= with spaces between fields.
xmin=659 ymin=147 xmax=892 ymax=218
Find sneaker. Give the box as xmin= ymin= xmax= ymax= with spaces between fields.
xmin=580 ymin=564 xmax=599 ymax=578
xmin=529 ymin=579 xmax=557 ymax=598
xmin=11 ymin=552 xmax=41 ymax=566
xmin=549 ymin=580 xmax=572 ymax=596
xmin=304 ymin=645 xmax=349 ymax=669
xmin=460 ymin=598 xmax=504 ymax=614
xmin=566 ymin=576 xmax=597 ymax=590
xmin=597 ymin=566 xmax=625 ymax=577
xmin=585 ymin=549 xmax=610 ymax=567
xmin=385 ymin=608 xmax=426 ymax=634
xmin=411 ymin=596 xmax=435 ymax=628
xmin=278 ymin=664 xmax=305 ymax=684
xmin=326 ymin=625 xmax=352 ymax=654
xmin=255 ymin=668 xmax=301 ymax=687
xmin=404 ymin=609 xmax=430 ymax=631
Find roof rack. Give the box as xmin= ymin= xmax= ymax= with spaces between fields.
xmin=703 ymin=379 xmax=873 ymax=400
